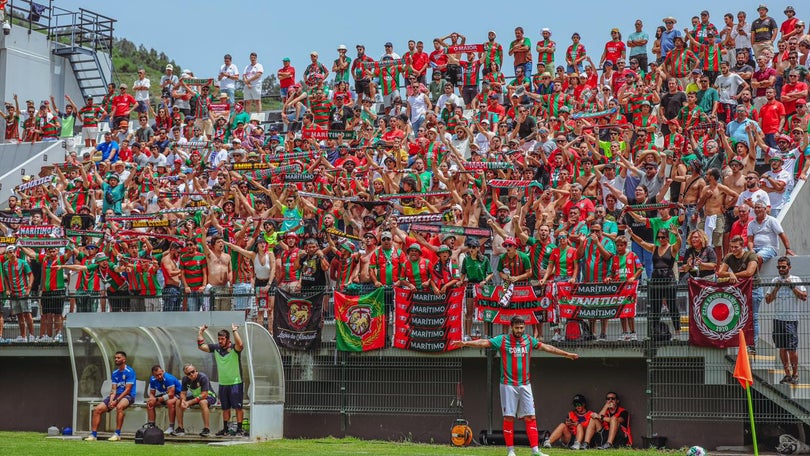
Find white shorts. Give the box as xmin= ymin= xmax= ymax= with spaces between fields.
xmin=82 ymin=127 xmax=98 ymax=141
xmin=500 ymin=383 xmax=535 ymax=418
xmin=244 ymin=85 xmax=262 ymax=101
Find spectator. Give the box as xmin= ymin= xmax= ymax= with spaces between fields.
xmin=582 ymin=392 xmax=632 ymax=449
xmin=765 ymin=256 xmax=807 ymax=385
xmin=242 ymin=52 xmax=264 ymax=113
xmin=546 ymin=394 xmax=594 ymax=449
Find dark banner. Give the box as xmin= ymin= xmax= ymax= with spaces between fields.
xmin=334 ymin=288 xmax=386 ymax=352
xmin=393 ymin=287 xmax=463 ymax=352
xmin=474 ymin=284 xmax=552 ymax=325
xmin=688 ymin=278 xmax=753 ymax=348
xmin=273 ymin=289 xmax=324 ymax=350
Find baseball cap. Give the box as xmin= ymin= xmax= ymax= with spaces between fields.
xmin=282 ymin=57 xmax=290 ymax=62
xmin=165 ymin=64 xmax=173 ymax=71
xmin=385 ymin=41 xmax=393 ymax=47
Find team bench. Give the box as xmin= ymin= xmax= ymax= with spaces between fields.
xmin=80 ymin=379 xmax=251 ymax=434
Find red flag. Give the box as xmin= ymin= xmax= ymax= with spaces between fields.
xmin=734 ymin=332 xmax=754 ymax=389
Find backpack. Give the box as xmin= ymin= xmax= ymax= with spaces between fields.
xmin=135 ymin=423 xmax=165 ymax=445
xmin=565 ymin=319 xmax=593 ymax=342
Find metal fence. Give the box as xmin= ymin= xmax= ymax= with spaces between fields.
xmin=4 ymin=278 xmax=810 ymax=429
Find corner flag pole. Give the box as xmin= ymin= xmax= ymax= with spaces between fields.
xmin=734 ymin=331 xmax=758 ymax=456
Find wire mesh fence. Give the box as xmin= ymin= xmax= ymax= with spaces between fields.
xmin=4 ymin=277 xmax=810 ymax=424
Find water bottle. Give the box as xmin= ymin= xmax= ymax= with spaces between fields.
xmin=242 ymin=418 xmax=250 ymax=434
xmin=47 ymin=425 xmax=59 ymax=436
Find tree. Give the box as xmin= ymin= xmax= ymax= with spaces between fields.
xmin=262 ymin=74 xmax=279 ymax=97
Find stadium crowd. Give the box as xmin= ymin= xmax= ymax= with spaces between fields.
xmin=0 ymin=4 xmax=807 ymax=346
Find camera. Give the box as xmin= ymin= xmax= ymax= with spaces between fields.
xmin=3 ymin=22 xmax=10 ymax=36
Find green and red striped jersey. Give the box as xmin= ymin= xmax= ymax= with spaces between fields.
xmin=497 ymin=251 xmax=532 ymax=277
xmin=79 ymin=105 xmax=103 ymax=127
xmin=482 ymin=42 xmax=503 ymax=68
xmin=610 ymin=252 xmax=642 ymax=281
xmin=489 ymin=333 xmax=540 ymax=386
xmin=1 ymin=257 xmax=31 ymax=296
xmin=399 ymin=258 xmax=431 ymax=290
xmin=38 ymin=252 xmax=67 ymax=291
xmin=278 ymin=248 xmax=300 ymax=283
xmin=369 ymin=247 xmax=404 ymax=285
xmin=581 ymin=237 xmax=616 ymax=282
xmin=180 ymin=251 xmax=207 ymax=290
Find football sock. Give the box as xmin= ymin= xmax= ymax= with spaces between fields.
xmin=503 ymin=419 xmax=515 ymax=447
xmin=115 ymin=429 xmax=121 ymax=435
xmin=91 ymin=431 xmax=97 ymax=437
xmin=526 ymin=418 xmax=539 ymax=448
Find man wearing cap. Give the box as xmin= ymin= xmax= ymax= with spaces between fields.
xmin=398 ymin=243 xmax=432 ymax=291
xmin=369 ymin=231 xmax=405 ymax=288
xmin=496 ymin=237 xmax=532 ymax=288
xmin=751 ymin=5 xmax=778 ymax=59
xmin=331 ymin=45 xmax=352 ymax=85
xmin=663 ymin=36 xmax=698 ymax=85
xmin=535 ymin=28 xmax=555 ymax=70
xmin=431 ymin=245 xmax=460 ymax=295
xmin=189 ymin=83 xmax=214 ymax=137
xmin=329 ymin=93 xmax=354 ymax=130
xmin=600 ymin=28 xmax=626 ymax=68
xmin=77 ymin=95 xmax=105 ymax=148
xmin=660 ymin=17 xmax=682 ymax=59
xmin=242 ymin=52 xmax=264 ymax=113
xmin=276 ymin=57 xmax=296 ymax=102
xmin=628 ymin=20 xmax=649 ymax=71
xmin=160 ymin=64 xmax=178 ymax=100
xmin=304 ymin=51 xmax=329 ymax=87
xmin=2 ymin=245 xmax=34 ymax=342
xmin=781 ymin=6 xmax=800 ymax=41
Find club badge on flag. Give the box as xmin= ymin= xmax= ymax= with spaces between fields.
xmin=273 ymin=289 xmax=324 ymax=350
xmin=334 ymin=288 xmax=386 ymax=352
xmin=688 ymin=278 xmax=753 ymax=348
xmin=474 ymin=284 xmax=552 ymax=325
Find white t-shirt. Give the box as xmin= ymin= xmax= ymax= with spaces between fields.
xmin=736 ymin=188 xmax=770 ymax=215
xmin=747 ymin=215 xmax=783 ymax=250
xmin=243 ymin=63 xmax=264 ymax=84
xmin=219 ymin=63 xmax=239 ymax=91
xmin=762 ymin=168 xmax=792 ymax=210
xmin=714 ymin=73 xmax=744 ymax=104
xmin=770 ymin=275 xmax=806 ymax=321
xmin=132 ymin=78 xmax=151 ymax=102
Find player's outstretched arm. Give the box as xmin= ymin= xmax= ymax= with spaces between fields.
xmin=451 ymin=339 xmax=492 ymax=349
xmin=540 ymin=343 xmax=579 ymax=360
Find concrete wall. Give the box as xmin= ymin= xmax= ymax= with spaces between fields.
xmin=0 ymin=140 xmax=63 ymax=204
xmin=774 ymin=180 xmax=810 ymax=255
xmin=0 ymin=24 xmax=94 ymax=139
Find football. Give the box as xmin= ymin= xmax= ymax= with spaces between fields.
xmin=687 ymin=446 xmax=707 ymax=456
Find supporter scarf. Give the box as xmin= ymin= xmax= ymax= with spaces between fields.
xmin=326 ymin=227 xmax=362 ymax=241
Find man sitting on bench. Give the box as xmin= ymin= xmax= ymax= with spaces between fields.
xmin=85 ymin=351 xmax=135 ymax=441
xmin=146 ymin=364 xmax=181 ymax=435
xmin=174 ymin=363 xmax=216 ymax=437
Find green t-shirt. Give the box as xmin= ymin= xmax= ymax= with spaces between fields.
xmin=461 ymin=254 xmax=491 ymax=283
xmin=211 ymin=344 xmax=242 ymax=386
xmin=649 ymin=216 xmax=679 ymax=246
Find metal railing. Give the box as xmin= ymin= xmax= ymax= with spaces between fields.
xmin=3 ymin=278 xmax=810 ymax=426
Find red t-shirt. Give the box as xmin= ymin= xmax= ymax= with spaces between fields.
xmin=563 ymin=197 xmax=595 ymax=221
xmin=111 ymin=94 xmax=136 ymax=117
xmin=781 ymin=82 xmax=807 ymax=114
xmin=278 ymin=66 xmax=296 ymax=89
xmin=429 ymin=50 xmax=448 ymax=69
xmin=781 ymin=18 xmax=799 ymax=37
xmin=759 ymin=100 xmax=786 ymax=134
xmin=603 ymin=40 xmax=626 ymax=65
xmin=411 ymin=52 xmax=430 ymax=74
xmin=729 ymin=219 xmax=750 ymax=245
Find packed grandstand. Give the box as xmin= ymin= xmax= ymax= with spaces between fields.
xmin=0 ymin=3 xmax=807 ymax=347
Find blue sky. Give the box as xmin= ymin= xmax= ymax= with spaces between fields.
xmin=52 ymin=0 xmax=799 ymax=79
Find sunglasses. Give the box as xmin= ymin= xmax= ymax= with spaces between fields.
xmin=185 ymin=369 xmax=197 ymax=375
